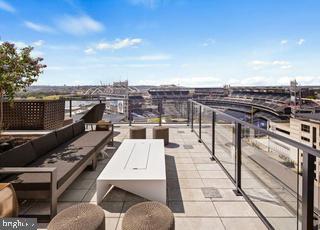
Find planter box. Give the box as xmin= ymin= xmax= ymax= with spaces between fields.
xmin=3 ymin=100 xmax=65 ymax=130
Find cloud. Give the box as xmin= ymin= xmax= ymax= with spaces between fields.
xmin=32 ymin=40 xmax=45 ymax=47
xmin=249 ymin=60 xmax=292 ymax=70
xmin=201 ymin=38 xmax=216 ymax=47
xmin=136 ymin=76 xmax=222 ymax=87
xmin=128 ymin=0 xmax=164 ymax=8
xmin=297 ymin=38 xmax=305 ymax=45
xmin=85 ymin=38 xmax=143 ymax=54
xmin=24 ymin=21 xmax=55 ymax=33
xmin=57 ymin=15 xmax=104 ymax=35
xmin=0 ymin=0 xmax=15 ymax=13
xmin=280 ymin=40 xmax=288 ymax=45
xmin=84 ymin=48 xmax=96 ymax=55
xmin=96 ymin=38 xmax=142 ymax=50
xmin=137 ymin=54 xmax=171 ymax=61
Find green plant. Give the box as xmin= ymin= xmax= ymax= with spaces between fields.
xmin=0 ymin=42 xmax=46 ymax=130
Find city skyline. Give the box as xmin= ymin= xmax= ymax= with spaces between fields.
xmin=1 ymin=0 xmax=320 ymax=86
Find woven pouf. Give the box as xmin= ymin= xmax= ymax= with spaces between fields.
xmin=122 ymin=201 xmax=174 ymax=230
xmin=47 ymin=203 xmax=105 ymax=230
xmin=129 ymin=126 xmax=146 ymax=139
xmin=96 ymin=120 xmax=112 ymax=131
xmin=153 ymin=126 xmax=169 ymax=145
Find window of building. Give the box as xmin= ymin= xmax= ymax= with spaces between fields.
xmin=276 ymin=128 xmax=290 ymax=135
xmin=301 ymin=136 xmax=310 ymax=142
xmin=301 ymin=124 xmax=310 ymax=133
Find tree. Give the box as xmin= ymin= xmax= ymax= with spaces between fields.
xmin=0 ymin=42 xmax=46 ymax=130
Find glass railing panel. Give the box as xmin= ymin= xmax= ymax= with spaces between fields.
xmin=215 ymin=114 xmax=236 ymax=180
xmin=65 ymin=100 xmax=99 ymax=120
xmin=193 ymin=103 xmax=200 ymax=136
xmin=241 ymin=125 xmax=301 ymax=229
xmin=201 ymin=107 xmax=213 ymax=151
xmin=162 ymin=99 xmax=188 ymax=124
xmin=129 ymin=99 xmax=159 ymax=124
xmin=104 ymin=99 xmax=129 ymax=123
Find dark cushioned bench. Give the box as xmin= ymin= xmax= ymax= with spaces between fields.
xmin=0 ymin=120 xmax=113 ymax=219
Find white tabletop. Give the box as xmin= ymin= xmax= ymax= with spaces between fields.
xmin=98 ymin=139 xmax=166 ymax=181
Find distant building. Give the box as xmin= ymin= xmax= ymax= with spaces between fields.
xmin=148 ymin=85 xmax=191 ymax=100
xmin=269 ymin=113 xmax=320 ymax=181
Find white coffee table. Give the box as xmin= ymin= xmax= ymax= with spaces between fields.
xmin=96 ymin=139 xmax=166 ymax=204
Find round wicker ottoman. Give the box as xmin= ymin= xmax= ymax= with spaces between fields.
xmin=153 ymin=126 xmax=169 ymax=145
xmin=122 ymin=201 xmax=174 ymax=230
xmin=130 ymin=126 xmax=146 ymax=139
xmin=47 ymin=203 xmax=105 ymax=230
xmin=96 ymin=120 xmax=112 ymax=131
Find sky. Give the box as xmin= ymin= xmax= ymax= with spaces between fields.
xmin=1 ymin=0 xmax=320 ymax=87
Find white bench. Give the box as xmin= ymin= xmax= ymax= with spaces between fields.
xmin=96 ymin=139 xmax=166 ymax=204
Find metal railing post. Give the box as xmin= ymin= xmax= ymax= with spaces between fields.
xmin=69 ymin=99 xmax=72 ymax=118
xmin=302 ymin=152 xmax=316 ymax=230
xmin=191 ymin=102 xmax=194 ymax=132
xmin=187 ymin=101 xmax=190 ymax=126
xmin=129 ymin=100 xmax=132 ymax=126
xmin=159 ymin=100 xmax=162 ymax=126
xmin=234 ymin=122 xmax=242 ymax=195
xmin=211 ymin=111 xmax=216 ymax=160
xmin=198 ymin=105 xmax=202 ymax=143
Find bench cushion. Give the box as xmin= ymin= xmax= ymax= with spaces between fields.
xmin=6 ymin=144 xmax=95 ymax=191
xmin=31 ymin=132 xmax=58 ymax=158
xmin=73 ymin=120 xmax=85 ymax=137
xmin=0 ymin=142 xmax=37 ymax=167
xmin=55 ymin=124 xmax=74 ymax=145
xmin=70 ymin=131 xmax=112 ymax=150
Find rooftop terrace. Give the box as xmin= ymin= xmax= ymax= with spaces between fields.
xmin=14 ymin=124 xmax=299 ymax=230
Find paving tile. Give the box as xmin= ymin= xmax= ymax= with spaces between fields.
xmin=124 ymin=191 xmax=148 ymax=202
xmin=201 ymin=187 xmax=222 ymax=198
xmin=169 ymin=201 xmax=218 ymax=217
xmin=82 ymin=189 xmax=97 ymax=202
xmin=192 ymin=157 xmax=215 ymax=164
xmin=195 ymin=163 xmax=221 ymax=171
xmin=69 ymin=179 xmax=95 ymax=190
xmin=105 ymin=218 xmax=120 ymax=230
xmin=166 ymin=170 xmax=200 ymax=179
xmin=268 ymin=217 xmax=299 ymax=229
xmin=214 ymin=202 xmax=257 ymax=217
xmin=78 ymin=170 xmax=101 ymax=180
xmin=100 ymin=202 xmax=124 ymax=217
xmin=174 ymin=157 xmax=193 ymax=164
xmin=221 ymin=218 xmax=267 ymax=230
xmin=211 ymin=189 xmax=244 ymax=201
xmin=59 ymin=189 xmax=88 ymax=202
xmin=24 ymin=201 xmax=79 ymax=215
xmin=167 ymin=178 xmax=204 ymax=189
xmin=120 ymin=201 xmax=146 ymax=216
xmin=254 ymin=202 xmax=294 ymax=217
xmin=202 ymin=178 xmax=235 ymax=189
xmin=175 ymin=217 xmax=225 ymax=230
xmin=116 ymin=217 xmax=123 ymax=230
xmin=103 ymin=187 xmax=127 ymax=202
xmin=198 ymin=170 xmax=228 ymax=179
xmin=175 ymin=163 xmax=197 ymax=171
xmin=168 ymin=188 xmax=210 ymax=201
xmin=165 ymin=152 xmax=190 ymax=158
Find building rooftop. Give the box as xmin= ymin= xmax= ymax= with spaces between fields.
xmin=295 ymin=112 xmax=320 ymax=122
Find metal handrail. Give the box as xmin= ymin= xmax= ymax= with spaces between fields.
xmin=189 ymin=99 xmax=320 ymax=158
